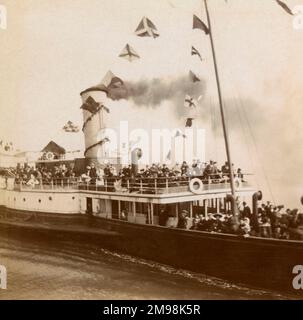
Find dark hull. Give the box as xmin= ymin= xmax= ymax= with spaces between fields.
xmin=0 ymin=206 xmax=302 ymax=296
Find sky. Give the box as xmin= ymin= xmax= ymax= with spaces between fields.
xmin=0 ymin=0 xmax=302 ymax=207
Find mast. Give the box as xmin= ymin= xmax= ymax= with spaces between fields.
xmin=203 ymin=0 xmax=237 ymax=214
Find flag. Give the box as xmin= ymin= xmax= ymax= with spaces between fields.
xmin=193 ymin=15 xmax=209 ymax=34
xmin=184 ymin=95 xmax=197 ymax=108
xmin=81 ymin=96 xmax=100 ymax=113
xmin=62 ymin=121 xmax=79 ymax=133
xmin=275 ymin=0 xmax=293 ymax=15
xmin=135 ymin=16 xmax=159 ymax=38
xmin=119 ymin=44 xmax=140 ymax=62
xmin=185 ymin=118 xmax=194 ymax=128
xmin=191 ymin=46 xmax=203 ymax=61
xmin=189 ymin=70 xmax=200 ymax=83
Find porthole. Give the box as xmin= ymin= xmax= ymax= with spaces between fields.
xmin=14 ymin=198 xmax=16 ymax=201
xmin=23 ymin=198 xmax=26 ymax=202
xmin=49 ymin=197 xmax=52 ymax=201
xmin=38 ymin=199 xmax=41 ymax=203
xmin=72 ymin=196 xmax=75 ymax=200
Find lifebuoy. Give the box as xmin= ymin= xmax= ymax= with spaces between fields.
xmin=189 ymin=178 xmax=204 ymax=194
xmin=45 ymin=152 xmax=54 ymax=160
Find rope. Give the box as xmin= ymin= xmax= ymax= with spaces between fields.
xmin=84 ymin=138 xmax=109 ymax=157
xmin=232 ymin=96 xmax=260 ymax=190
xmin=238 ymin=97 xmax=276 ymax=204
xmin=82 ymin=105 xmax=110 ymax=132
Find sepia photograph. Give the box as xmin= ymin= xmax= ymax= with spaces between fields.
xmin=0 ymin=0 xmax=302 ymax=304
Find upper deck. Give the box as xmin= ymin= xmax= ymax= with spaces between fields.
xmin=10 ymin=175 xmax=256 ymax=204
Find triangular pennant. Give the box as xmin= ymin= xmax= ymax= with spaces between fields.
xmin=191 ymin=46 xmax=203 ymax=61
xmin=193 ymin=14 xmax=209 ymax=34
xmin=189 ymin=70 xmax=200 ymax=83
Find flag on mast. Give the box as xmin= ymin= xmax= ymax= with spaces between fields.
xmin=62 ymin=121 xmax=80 ymax=133
xmin=191 ymin=46 xmax=203 ymax=61
xmin=275 ymin=0 xmax=294 ymax=15
xmin=189 ymin=70 xmax=200 ymax=83
xmin=185 ymin=118 xmax=194 ymax=128
xmin=184 ymin=95 xmax=197 ymax=108
xmin=135 ymin=16 xmax=159 ymax=38
xmin=119 ymin=44 xmax=140 ymax=62
xmin=193 ymin=14 xmax=209 ymax=34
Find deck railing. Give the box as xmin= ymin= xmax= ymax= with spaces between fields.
xmin=13 ymin=174 xmax=252 ymax=194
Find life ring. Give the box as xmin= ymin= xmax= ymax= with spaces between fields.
xmin=189 ymin=178 xmax=203 ymax=194
xmin=45 ymin=152 xmax=54 ymax=161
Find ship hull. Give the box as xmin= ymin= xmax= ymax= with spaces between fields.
xmin=0 ymin=205 xmax=302 ymax=296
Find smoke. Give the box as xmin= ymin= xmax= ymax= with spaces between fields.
xmin=107 ymin=75 xmax=207 ymax=117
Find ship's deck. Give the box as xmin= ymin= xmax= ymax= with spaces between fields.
xmin=14 ymin=176 xmax=255 ymax=196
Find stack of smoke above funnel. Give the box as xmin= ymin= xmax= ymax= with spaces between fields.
xmin=80 ymin=71 xmax=123 ymax=162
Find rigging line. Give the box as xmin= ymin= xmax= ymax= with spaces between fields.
xmin=209 ymin=96 xmax=217 ymax=160
xmin=227 ymin=79 xmax=273 ymax=198
xmin=232 ymin=95 xmax=260 ymax=190
xmin=237 ymin=97 xmax=276 ymax=205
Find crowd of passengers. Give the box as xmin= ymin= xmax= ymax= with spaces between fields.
xmin=79 ymin=160 xmax=245 ymax=186
xmin=173 ymin=201 xmax=303 ymax=241
xmin=9 ymin=164 xmax=78 ymax=187
xmin=7 ymin=159 xmax=244 ymax=187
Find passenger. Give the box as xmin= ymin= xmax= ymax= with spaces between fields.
xmin=191 ymin=159 xmax=201 ymax=177
xmin=289 ymin=213 xmax=303 ymax=241
xmin=239 ymin=216 xmax=251 ymax=237
xmin=181 ymin=161 xmax=189 ymax=176
xmin=190 ymin=214 xmax=201 ymax=230
xmin=242 ymin=202 xmax=252 ymax=218
xmin=120 ymin=209 xmax=128 ymax=221
xmin=172 ymin=163 xmax=181 ymax=177
xmin=177 ymin=210 xmax=189 ymax=229
xmin=89 ymin=163 xmax=97 ymax=184
xmin=159 ymin=208 xmax=169 ymax=226
xmin=103 ymin=164 xmax=113 ymax=177
xmin=221 ymin=161 xmax=230 ymax=177
xmin=236 ymin=168 xmax=245 ymax=182
xmin=259 ymin=214 xmax=272 ymax=238
xmin=278 ymin=212 xmax=290 ymax=239
xmin=26 ymin=174 xmax=39 ymax=188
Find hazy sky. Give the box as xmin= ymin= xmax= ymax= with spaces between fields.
xmin=0 ymin=0 xmax=302 ymax=207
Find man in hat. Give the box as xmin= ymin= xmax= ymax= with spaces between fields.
xmin=221 ymin=161 xmax=230 ymax=177
xmin=242 ymin=201 xmax=252 ymax=218
xmin=89 ymin=163 xmax=97 ymax=184
xmin=177 ymin=210 xmax=189 ymax=229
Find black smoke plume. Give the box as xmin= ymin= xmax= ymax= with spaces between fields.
xmin=107 ymin=75 xmax=207 ymax=117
